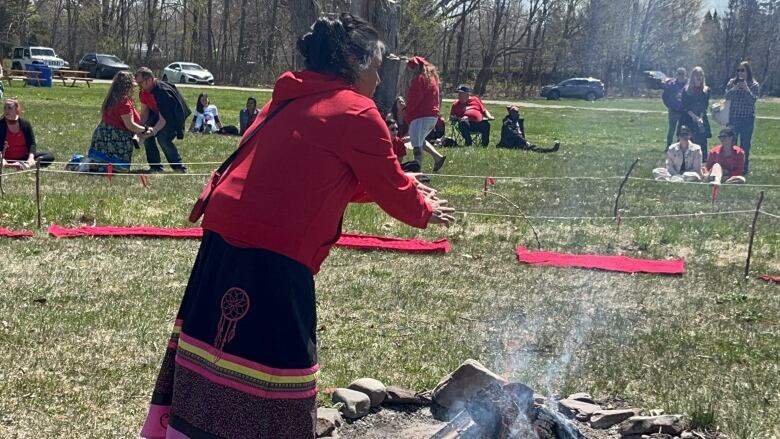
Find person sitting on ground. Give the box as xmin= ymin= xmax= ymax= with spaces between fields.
xmin=84 ymin=71 xmax=151 ymax=172
xmin=190 ymin=93 xmax=223 ymax=133
xmin=496 ymin=106 xmax=560 ymax=153
xmin=388 ymin=96 xmax=409 ymax=137
xmin=239 ymin=97 xmax=259 ymax=135
xmin=0 ymin=98 xmax=54 ymax=169
xmin=425 ymin=115 xmax=446 ymax=145
xmin=652 ymin=125 xmax=703 ymax=182
xmin=450 ymin=84 xmax=494 ymax=147
xmin=701 ymin=127 xmax=746 ymax=184
xmin=387 ymin=118 xmax=420 ymax=173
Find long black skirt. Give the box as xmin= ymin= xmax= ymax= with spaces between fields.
xmin=141 ymin=231 xmax=319 ymax=439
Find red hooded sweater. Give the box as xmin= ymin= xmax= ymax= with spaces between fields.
xmin=405 ymin=74 xmax=440 ymax=122
xmin=201 ymin=71 xmax=433 ymax=273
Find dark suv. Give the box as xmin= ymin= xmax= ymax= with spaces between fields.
xmin=78 ymin=53 xmax=130 ymax=79
xmin=540 ymin=77 xmax=605 ymax=101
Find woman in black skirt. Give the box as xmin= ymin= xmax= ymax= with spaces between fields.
xmin=140 ymin=13 xmax=454 ymax=439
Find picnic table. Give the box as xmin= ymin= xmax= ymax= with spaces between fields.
xmin=53 ymin=69 xmax=93 ymax=87
xmin=1 ymin=69 xmax=45 ymax=86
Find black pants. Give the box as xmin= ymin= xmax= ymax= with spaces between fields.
xmin=5 ymin=152 xmax=54 ymax=168
xmin=144 ymin=125 xmax=186 ymax=171
xmin=458 ymin=120 xmax=490 ymax=146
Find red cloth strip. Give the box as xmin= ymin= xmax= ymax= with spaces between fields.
xmin=0 ymin=227 xmax=34 ymax=238
xmin=47 ymin=225 xmax=450 ymax=253
xmin=516 ymin=246 xmax=684 ymax=275
xmin=48 ymin=224 xmax=203 ymax=239
xmin=337 ymin=233 xmax=450 ymax=253
xmin=759 ymin=275 xmax=780 ymax=284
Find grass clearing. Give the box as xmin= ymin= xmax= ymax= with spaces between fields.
xmin=0 ymin=84 xmax=778 ymax=438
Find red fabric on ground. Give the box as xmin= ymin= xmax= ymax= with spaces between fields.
xmin=337 ymin=233 xmax=450 ymax=253
xmin=516 ymin=246 xmax=685 ymax=275
xmin=48 ymin=224 xmax=204 ymax=239
xmin=47 ymin=225 xmax=449 ymax=253
xmin=759 ymin=275 xmax=780 ymax=284
xmin=0 ymin=227 xmax=34 ymax=238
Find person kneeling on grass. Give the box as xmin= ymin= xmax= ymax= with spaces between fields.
xmin=701 ymin=127 xmax=746 ymax=184
xmin=496 ymin=106 xmax=559 ymax=153
xmin=83 ymin=72 xmax=151 ymax=172
xmin=652 ymin=125 xmax=703 ymax=182
xmin=0 ymin=98 xmax=54 ymax=169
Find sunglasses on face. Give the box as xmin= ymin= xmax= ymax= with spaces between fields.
xmin=4 ymin=104 xmax=16 ymax=110
xmin=718 ymin=135 xmax=731 ymax=139
xmin=737 ymin=69 xmax=746 ymax=72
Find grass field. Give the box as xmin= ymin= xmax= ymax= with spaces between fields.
xmin=0 ymin=83 xmax=778 ymax=438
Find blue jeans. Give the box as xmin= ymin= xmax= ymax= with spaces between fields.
xmin=730 ymin=116 xmax=755 ymax=174
xmin=144 ymin=125 xmax=186 ymax=171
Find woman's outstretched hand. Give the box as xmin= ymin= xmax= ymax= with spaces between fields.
xmin=425 ymin=192 xmax=455 ymax=227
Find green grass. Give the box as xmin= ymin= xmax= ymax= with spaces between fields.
xmin=0 ymin=83 xmax=778 ymax=438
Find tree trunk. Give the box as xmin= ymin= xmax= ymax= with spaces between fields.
xmin=453 ymin=2 xmax=468 ymax=87
xmin=350 ymin=0 xmax=401 ymax=114
xmin=474 ymin=0 xmax=509 ymax=95
xmin=289 ymin=0 xmax=320 ymax=69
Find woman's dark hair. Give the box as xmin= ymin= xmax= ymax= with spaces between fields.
xmin=390 ymin=97 xmax=404 ymax=124
xmin=196 ymin=93 xmax=209 ymax=114
xmin=297 ymin=13 xmax=384 ymax=83
xmin=246 ymin=97 xmax=257 ymax=107
xmin=102 ymin=71 xmax=135 ymax=113
xmin=736 ymin=61 xmax=754 ymax=84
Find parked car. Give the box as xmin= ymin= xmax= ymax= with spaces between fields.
xmin=161 ymin=62 xmax=214 ymax=85
xmin=642 ymin=70 xmax=669 ymax=90
xmin=11 ymin=46 xmax=68 ymax=70
xmin=78 ymin=53 xmax=130 ymax=79
xmin=540 ymin=77 xmax=605 ymax=101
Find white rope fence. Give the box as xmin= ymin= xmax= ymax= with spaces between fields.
xmin=457 ymin=210 xmax=758 ymax=221
xmin=759 ymin=210 xmax=780 ymax=220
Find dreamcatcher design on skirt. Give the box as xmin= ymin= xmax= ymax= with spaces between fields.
xmin=213 ymin=287 xmax=251 ymax=361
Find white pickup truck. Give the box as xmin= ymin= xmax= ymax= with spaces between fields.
xmin=11 ymin=46 xmax=69 ymax=70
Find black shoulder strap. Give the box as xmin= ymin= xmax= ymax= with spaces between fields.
xmin=214 ymin=99 xmax=292 ymax=176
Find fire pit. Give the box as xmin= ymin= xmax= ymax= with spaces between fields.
xmin=431 ymin=382 xmax=585 ymax=439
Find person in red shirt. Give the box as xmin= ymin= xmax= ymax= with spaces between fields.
xmin=702 ymin=127 xmax=747 ymax=184
xmin=135 ymin=67 xmax=189 ymax=173
xmin=405 ymin=57 xmax=447 ymax=171
xmin=450 ymin=84 xmax=494 ymax=146
xmin=140 ymin=13 xmax=454 ymax=439
xmin=84 ymin=72 xmax=151 ymax=171
xmin=386 ymin=118 xmax=421 ymax=173
xmin=0 ymin=98 xmax=54 ymax=169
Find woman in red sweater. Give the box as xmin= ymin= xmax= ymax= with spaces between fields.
xmin=86 ymin=72 xmax=150 ymax=171
xmin=141 ymin=13 xmax=454 ymax=439
xmin=405 ymin=57 xmax=447 ymax=172
xmin=0 ymin=98 xmax=54 ymax=169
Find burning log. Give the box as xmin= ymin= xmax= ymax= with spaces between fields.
xmin=430 ymin=382 xmax=586 ymax=439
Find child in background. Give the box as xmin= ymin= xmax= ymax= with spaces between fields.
xmin=387 ymin=119 xmax=420 ymax=173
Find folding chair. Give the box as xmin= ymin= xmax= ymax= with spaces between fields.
xmin=448 ymin=117 xmax=483 ymax=146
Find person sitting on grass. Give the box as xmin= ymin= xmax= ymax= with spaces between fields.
xmin=190 ymin=93 xmax=223 ymax=133
xmin=450 ymin=84 xmax=494 ymax=146
xmin=239 ymin=97 xmax=259 ymax=135
xmin=496 ymin=106 xmax=560 ymax=153
xmin=387 ymin=118 xmax=420 ymax=173
xmin=652 ymin=125 xmax=703 ymax=182
xmin=701 ymin=127 xmax=746 ymax=184
xmin=0 ymin=97 xmax=54 ymax=169
xmin=84 ymin=72 xmax=151 ymax=172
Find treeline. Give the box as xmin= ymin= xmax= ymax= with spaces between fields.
xmin=1 ymin=0 xmax=778 ymax=96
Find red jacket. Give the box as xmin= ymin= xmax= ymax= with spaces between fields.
xmin=706 ymin=145 xmax=745 ymax=178
xmin=405 ymin=74 xmax=440 ymax=122
xmin=202 ymin=71 xmax=433 ymax=273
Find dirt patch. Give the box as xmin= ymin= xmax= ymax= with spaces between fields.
xmin=337 ymin=405 xmax=446 ymax=439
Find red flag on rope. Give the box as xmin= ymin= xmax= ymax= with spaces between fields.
xmin=139 ymin=174 xmax=150 ymax=188
xmin=483 ymin=176 xmax=496 ymax=195
xmin=711 ymin=184 xmax=720 ymax=205
xmin=106 ymin=163 xmax=113 ymax=182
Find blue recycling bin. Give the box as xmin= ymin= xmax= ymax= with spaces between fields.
xmin=24 ymin=64 xmax=53 ymax=87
